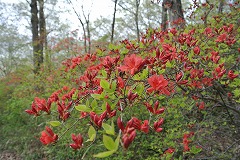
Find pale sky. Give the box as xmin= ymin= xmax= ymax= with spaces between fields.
xmin=1 ymin=0 xmax=114 ymax=36
xmin=1 ymin=0 xmax=114 ymax=21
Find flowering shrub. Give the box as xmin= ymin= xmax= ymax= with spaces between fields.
xmin=26 ymin=8 xmax=239 ymax=159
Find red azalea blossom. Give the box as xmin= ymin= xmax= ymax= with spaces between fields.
xmin=228 ymin=70 xmax=238 ymax=80
xmin=90 ymin=111 xmax=107 ymax=128
xmin=118 ymin=54 xmax=145 ymax=75
xmin=176 ymin=72 xmax=183 ymax=82
xmin=193 ymin=46 xmax=200 ymax=55
xmin=183 ymin=132 xmax=194 ymax=152
xmin=70 ymin=134 xmax=83 ymax=150
xmin=127 ymin=90 xmax=138 ymax=101
xmin=144 ymin=101 xmax=165 ymax=115
xmin=216 ymin=33 xmax=227 ymax=43
xmin=25 ymin=102 xmax=40 ymax=116
xmin=153 ymin=118 xmax=164 ymax=132
xmin=40 ymin=126 xmax=58 ymax=145
xmin=122 ymin=127 xmax=136 ymax=149
xmin=196 ymin=101 xmax=205 ymax=110
xmin=35 ymin=97 xmax=52 ymax=114
xmin=117 ymin=117 xmax=137 ymax=149
xmin=117 ymin=76 xmax=125 ymax=89
xmin=147 ymin=74 xmax=170 ymax=95
xmin=164 ymin=148 xmax=175 ymax=154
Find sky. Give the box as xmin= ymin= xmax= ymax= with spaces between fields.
xmin=1 ymin=0 xmax=114 ymax=24
xmin=1 ymin=0 xmax=114 ymax=36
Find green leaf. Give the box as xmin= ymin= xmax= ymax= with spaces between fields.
xmin=86 ymin=99 xmax=90 ymax=108
xmin=93 ymin=150 xmax=115 ymax=158
xmin=108 ymin=43 xmax=115 ymax=50
xmin=102 ymin=122 xmax=115 ymax=135
xmin=111 ymin=80 xmax=117 ymax=91
xmin=103 ymin=135 xmax=115 ymax=151
xmin=100 ymin=79 xmax=110 ymax=89
xmin=72 ymin=90 xmax=78 ymax=100
xmin=87 ymin=126 xmax=96 ymax=142
xmin=48 ymin=121 xmax=61 ymax=127
xmin=114 ymin=134 xmax=120 ymax=150
xmin=101 ymin=69 xmax=107 ymax=78
xmin=135 ymin=83 xmax=144 ymax=95
xmin=190 ymin=146 xmax=202 ymax=154
xmin=75 ymin=105 xmax=91 ymax=112
xmin=166 ymin=61 xmax=172 ymax=68
xmin=91 ymin=94 xmax=102 ymax=100
xmin=91 ymin=99 xmax=98 ymax=109
xmin=120 ymin=48 xmax=129 ymax=55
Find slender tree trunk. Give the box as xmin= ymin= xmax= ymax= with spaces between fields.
xmin=111 ymin=0 xmax=118 ymax=43
xmin=86 ymin=19 xmax=91 ymax=53
xmin=135 ymin=0 xmax=140 ymax=42
xmin=161 ymin=3 xmax=168 ymax=31
xmin=218 ymin=0 xmax=224 ymax=14
xmin=39 ymin=0 xmax=50 ymax=70
xmin=82 ymin=8 xmax=91 ymax=54
xmin=39 ymin=0 xmax=45 ymax=67
xmin=67 ymin=0 xmax=87 ymax=53
xmin=30 ymin=0 xmax=42 ymax=74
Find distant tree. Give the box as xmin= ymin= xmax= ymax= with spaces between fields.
xmin=111 ymin=0 xmax=118 ymax=43
xmin=30 ymin=0 xmax=43 ymax=74
xmin=161 ymin=0 xmax=185 ymax=30
xmin=67 ymin=0 xmax=92 ymax=54
xmin=118 ymin=0 xmax=141 ymax=41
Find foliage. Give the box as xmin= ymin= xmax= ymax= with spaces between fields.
xmin=24 ymin=2 xmax=240 ymax=159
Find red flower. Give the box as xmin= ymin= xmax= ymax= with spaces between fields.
xmin=40 ymin=126 xmax=58 ymax=145
xmin=80 ymin=112 xmax=88 ymax=119
xmin=147 ymin=75 xmax=170 ymax=95
xmin=117 ymin=76 xmax=125 ymax=89
xmin=141 ymin=120 xmax=149 ymax=133
xmin=170 ymin=28 xmax=177 ymax=35
xmin=164 ymin=148 xmax=175 ymax=154
xmin=35 ymin=97 xmax=52 ymax=114
xmin=90 ymin=111 xmax=107 ymax=128
xmin=70 ymin=134 xmax=83 ymax=150
xmin=193 ymin=46 xmax=200 ymax=55
xmin=127 ymin=90 xmax=138 ymax=101
xmin=57 ymin=101 xmax=72 ymax=121
xmin=216 ymin=33 xmax=227 ymax=43
xmin=196 ymin=101 xmax=205 ymax=110
xmin=118 ymin=54 xmax=145 ymax=75
xmin=25 ymin=102 xmax=40 ymax=116
xmin=144 ymin=101 xmax=165 ymax=115
xmin=176 ymin=72 xmax=183 ymax=82
xmin=153 ymin=118 xmax=164 ymax=132
xmin=228 ymin=70 xmax=238 ymax=80
xmin=117 ymin=117 xmax=124 ymax=132
xmin=106 ymin=103 xmax=116 ymax=118
xmin=122 ymin=127 xmax=136 ymax=149
xmin=183 ymin=132 xmax=194 ymax=152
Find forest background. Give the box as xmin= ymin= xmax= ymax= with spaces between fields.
xmin=0 ymin=0 xmax=239 ymax=159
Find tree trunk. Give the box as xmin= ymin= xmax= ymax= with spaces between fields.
xmin=218 ymin=0 xmax=224 ymax=14
xmin=135 ymin=0 xmax=140 ymax=42
xmin=30 ymin=0 xmax=42 ymax=74
xmin=67 ymin=0 xmax=87 ymax=53
xmin=170 ymin=0 xmax=184 ymax=29
xmin=162 ymin=0 xmax=184 ymax=30
xmin=39 ymin=0 xmax=50 ymax=71
xmin=111 ymin=0 xmax=118 ymax=43
xmin=39 ymin=0 xmax=46 ymax=67
xmin=86 ymin=19 xmax=91 ymax=54
xmin=161 ymin=3 xmax=168 ymax=31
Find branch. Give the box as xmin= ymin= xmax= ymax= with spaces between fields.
xmin=118 ymin=3 xmax=135 ymax=15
